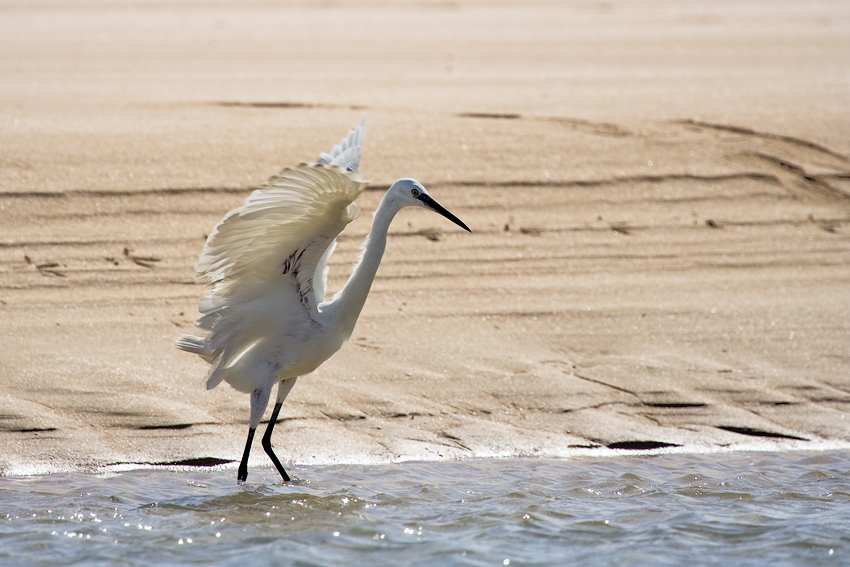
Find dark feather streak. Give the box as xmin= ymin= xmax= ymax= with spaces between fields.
xmin=281 ymin=248 xmax=315 ymax=311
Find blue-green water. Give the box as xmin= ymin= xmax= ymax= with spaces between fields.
xmin=2 ymin=451 xmax=848 ymax=566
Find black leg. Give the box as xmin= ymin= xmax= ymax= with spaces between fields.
xmin=237 ymin=427 xmax=255 ymax=483
xmin=261 ymin=401 xmax=291 ymax=482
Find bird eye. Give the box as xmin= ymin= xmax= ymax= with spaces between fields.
xmin=411 ymin=188 xmax=420 ymax=197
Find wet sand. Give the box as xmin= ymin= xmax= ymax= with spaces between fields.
xmin=1 ymin=0 xmax=849 ymax=474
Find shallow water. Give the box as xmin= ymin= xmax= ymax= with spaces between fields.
xmin=2 ymin=450 xmax=848 ymax=566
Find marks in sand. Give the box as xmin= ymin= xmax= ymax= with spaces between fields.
xmin=2 ymin=112 xmax=849 ymax=467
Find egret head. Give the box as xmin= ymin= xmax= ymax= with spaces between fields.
xmin=388 ymin=178 xmax=471 ymax=232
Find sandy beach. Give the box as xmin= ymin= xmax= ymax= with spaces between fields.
xmin=1 ymin=0 xmax=848 ymax=475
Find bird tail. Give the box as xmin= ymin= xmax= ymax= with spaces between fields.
xmin=176 ymin=334 xmax=258 ymax=391
xmin=175 ymin=334 xmax=215 ymax=363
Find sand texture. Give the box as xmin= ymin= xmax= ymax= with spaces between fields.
xmin=1 ymin=1 xmax=849 ymax=475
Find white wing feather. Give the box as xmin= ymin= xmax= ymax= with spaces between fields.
xmin=196 ymin=164 xmax=364 ymax=303
xmin=317 ymin=120 xmax=364 ymax=173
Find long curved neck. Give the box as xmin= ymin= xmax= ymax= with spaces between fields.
xmin=324 ymin=195 xmax=399 ymax=339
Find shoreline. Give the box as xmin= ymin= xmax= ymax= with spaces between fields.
xmin=7 ymin=440 xmax=850 ymax=478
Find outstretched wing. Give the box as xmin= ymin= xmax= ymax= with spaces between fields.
xmin=314 ymin=120 xmax=365 ymax=299
xmin=195 ymin=163 xmax=367 ymax=331
xmin=178 ymin=124 xmax=369 ymax=390
xmin=317 ymin=120 xmax=364 ymax=173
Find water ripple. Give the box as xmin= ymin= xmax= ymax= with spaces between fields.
xmin=1 ymin=450 xmax=849 ymax=566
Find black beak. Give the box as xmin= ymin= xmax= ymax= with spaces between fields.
xmin=419 ymin=194 xmax=471 ymax=232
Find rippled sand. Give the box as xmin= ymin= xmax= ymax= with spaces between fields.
xmin=1 ymin=1 xmax=849 ymax=474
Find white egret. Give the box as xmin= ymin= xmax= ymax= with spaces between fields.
xmin=177 ymin=122 xmax=470 ymax=482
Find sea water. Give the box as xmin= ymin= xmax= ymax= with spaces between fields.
xmin=2 ymin=450 xmax=848 ymax=566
